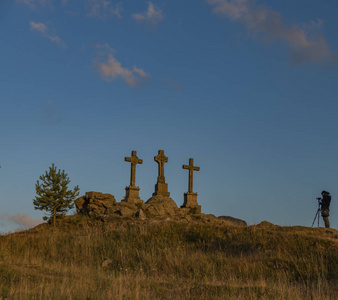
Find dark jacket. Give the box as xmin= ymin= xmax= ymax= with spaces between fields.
xmin=321 ymin=192 xmax=331 ymax=217
xmin=321 ymin=193 xmax=331 ymax=211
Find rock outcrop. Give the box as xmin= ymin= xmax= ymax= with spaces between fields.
xmin=75 ymin=192 xmax=140 ymax=219
xmin=218 ymin=216 xmax=247 ymax=226
xmin=143 ymin=195 xmax=180 ymax=218
xmin=75 ymin=191 xmax=247 ymax=226
xmin=75 ymin=192 xmax=117 ymax=219
xmin=75 ymin=191 xmax=183 ymax=220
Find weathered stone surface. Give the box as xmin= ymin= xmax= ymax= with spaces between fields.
xmin=74 ymin=196 xmax=86 ymax=214
xmin=178 ymin=207 xmax=190 ymax=217
xmin=153 ymin=150 xmax=170 ymax=196
xmin=135 ymin=209 xmax=146 ymax=220
xmin=218 ymin=216 xmax=247 ymax=226
xmin=75 ymin=192 xmax=117 ymax=218
xmin=181 ymin=192 xmax=201 ymax=214
xmin=75 ymin=191 xmax=143 ymax=219
xmin=112 ymin=202 xmax=139 ymax=217
xmin=123 ymin=151 xmax=143 ymax=204
xmin=144 ymin=195 xmax=179 ymax=218
xmin=182 ymin=158 xmax=200 ymax=193
xmin=122 ymin=186 xmax=143 ymax=204
xmin=75 ymin=191 xmax=247 ymax=227
xmin=181 ymin=158 xmax=201 ymax=212
xmin=124 ymin=150 xmax=143 ymax=187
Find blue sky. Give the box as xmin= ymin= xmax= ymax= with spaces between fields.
xmin=1 ymin=0 xmax=338 ymax=232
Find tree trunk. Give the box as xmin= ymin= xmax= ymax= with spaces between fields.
xmin=53 ymin=207 xmax=56 ymax=227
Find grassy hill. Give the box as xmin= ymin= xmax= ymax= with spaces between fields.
xmin=0 ymin=216 xmax=337 ymax=299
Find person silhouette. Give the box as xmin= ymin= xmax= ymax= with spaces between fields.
xmin=320 ymin=190 xmax=331 ymax=228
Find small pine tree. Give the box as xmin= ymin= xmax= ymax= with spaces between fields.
xmin=33 ymin=163 xmax=80 ymax=227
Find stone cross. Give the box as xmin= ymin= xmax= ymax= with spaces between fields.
xmin=154 ymin=150 xmax=168 ymax=183
xmin=125 ymin=151 xmax=143 ymax=187
xmin=182 ymin=158 xmax=200 ymax=193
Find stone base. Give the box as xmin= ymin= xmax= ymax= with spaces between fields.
xmin=153 ymin=182 xmax=170 ymax=197
xmin=122 ymin=186 xmax=143 ymax=204
xmin=180 ymin=192 xmax=201 ymax=214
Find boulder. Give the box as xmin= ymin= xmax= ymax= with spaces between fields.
xmin=75 ymin=192 xmax=117 ymax=218
xmin=111 ymin=202 xmax=139 ymax=217
xmin=143 ymin=195 xmax=180 ymax=218
xmin=74 ymin=196 xmax=86 ymax=214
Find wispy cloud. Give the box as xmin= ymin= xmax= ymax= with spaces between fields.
xmin=94 ymin=44 xmax=150 ymax=86
xmin=132 ymin=1 xmax=163 ymax=26
xmin=42 ymin=100 xmax=66 ymax=125
xmin=86 ymin=0 xmax=122 ymax=19
xmin=30 ymin=21 xmax=67 ymax=48
xmin=160 ymin=78 xmax=184 ymax=91
xmin=207 ymin=0 xmax=336 ymax=65
xmin=17 ymin=0 xmax=51 ymax=10
xmin=1 ymin=213 xmax=43 ymax=229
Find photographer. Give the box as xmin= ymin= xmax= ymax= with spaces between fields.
xmin=318 ymin=190 xmax=331 ymax=228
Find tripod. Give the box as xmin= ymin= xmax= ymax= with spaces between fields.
xmin=311 ymin=200 xmax=321 ymax=227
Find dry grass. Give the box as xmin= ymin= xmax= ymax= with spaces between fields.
xmin=0 ymin=216 xmax=337 ymax=299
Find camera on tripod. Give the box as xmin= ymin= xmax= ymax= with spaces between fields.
xmin=312 ymin=197 xmax=323 ymax=227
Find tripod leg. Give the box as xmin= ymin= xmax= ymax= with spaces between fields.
xmin=312 ymin=210 xmax=319 ymax=227
xmin=318 ymin=210 xmax=320 ymax=227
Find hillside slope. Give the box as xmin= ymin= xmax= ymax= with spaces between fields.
xmin=0 ymin=216 xmax=337 ymax=299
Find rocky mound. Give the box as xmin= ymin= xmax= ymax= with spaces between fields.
xmin=218 ymin=216 xmax=247 ymax=226
xmin=143 ymin=195 xmax=180 ymax=218
xmin=75 ymin=191 xmax=247 ymax=226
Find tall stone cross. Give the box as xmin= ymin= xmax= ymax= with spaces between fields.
xmin=182 ymin=158 xmax=200 ymax=193
xmin=125 ymin=150 xmax=143 ymax=187
xmin=154 ymin=150 xmax=168 ymax=184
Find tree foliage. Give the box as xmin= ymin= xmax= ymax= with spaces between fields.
xmin=33 ymin=163 xmax=80 ymax=226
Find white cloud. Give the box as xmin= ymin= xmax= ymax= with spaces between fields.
xmin=1 ymin=213 xmax=43 ymax=229
xmin=132 ymin=2 xmax=163 ymax=26
xmin=94 ymin=44 xmax=150 ymax=86
xmin=86 ymin=0 xmax=122 ymax=19
xmin=207 ymin=0 xmax=336 ymax=65
xmin=30 ymin=21 xmax=67 ymax=48
xmin=17 ymin=0 xmax=51 ymax=10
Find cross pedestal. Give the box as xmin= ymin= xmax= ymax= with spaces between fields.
xmin=181 ymin=158 xmax=201 ymax=213
xmin=181 ymin=192 xmax=201 ymax=214
xmin=122 ymin=186 xmax=143 ymax=204
xmin=122 ymin=150 xmax=143 ymax=204
xmin=153 ymin=182 xmax=170 ymax=197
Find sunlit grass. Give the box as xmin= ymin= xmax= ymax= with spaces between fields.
xmin=0 ymin=216 xmax=337 ymax=299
